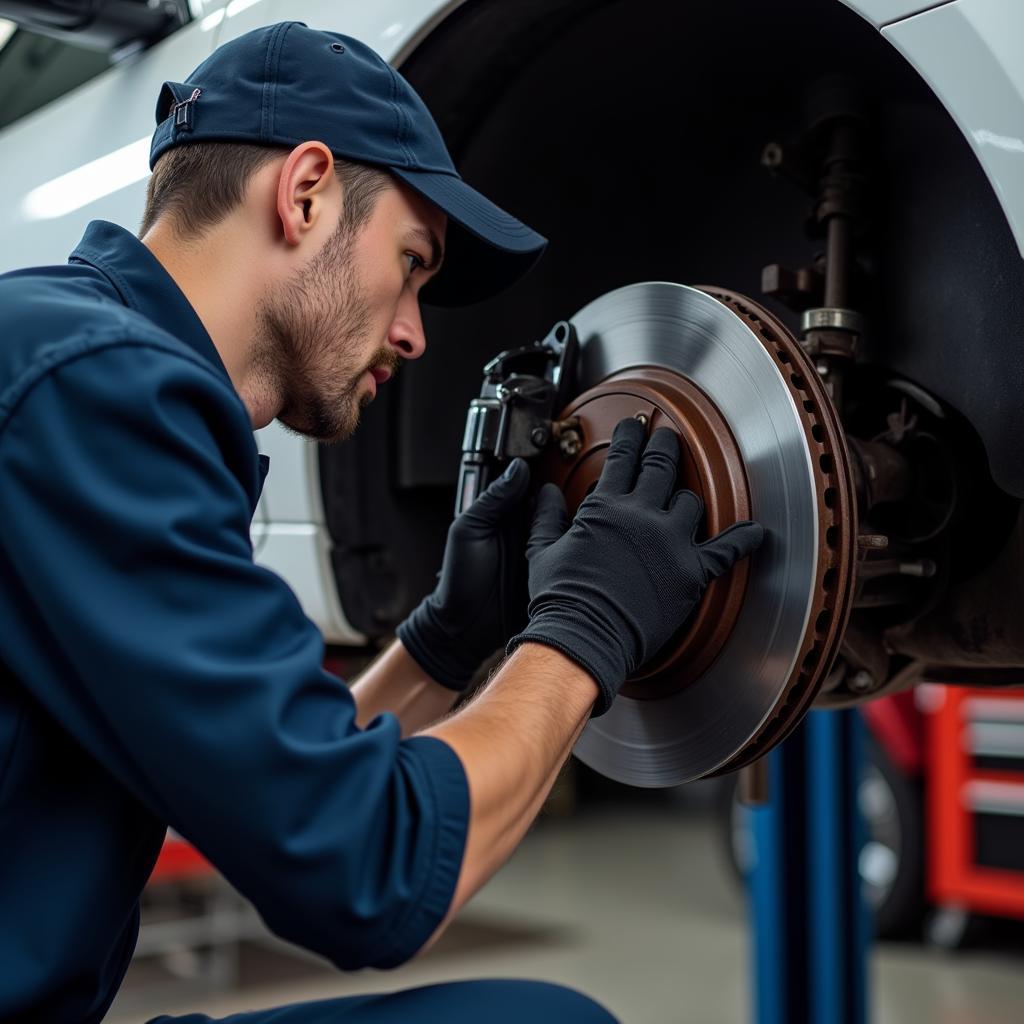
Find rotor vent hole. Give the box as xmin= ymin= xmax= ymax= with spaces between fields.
xmin=819 ymin=453 xmax=834 ymax=473
xmin=790 ymin=372 xmax=805 ymax=389
xmin=815 ymin=609 xmax=831 ymax=634
xmin=812 ymin=424 xmax=825 ymax=443
xmin=826 ymin=525 xmax=839 ymax=549
xmin=823 ymin=567 xmax=838 ymax=592
xmin=824 ymin=487 xmax=836 ymax=508
xmin=803 ymin=400 xmax=815 ymax=413
xmin=802 ymin=648 xmax=819 ymax=672
xmin=777 ymin=350 xmax=792 ymax=365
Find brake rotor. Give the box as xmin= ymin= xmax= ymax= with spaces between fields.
xmin=541 ymin=282 xmax=857 ymax=786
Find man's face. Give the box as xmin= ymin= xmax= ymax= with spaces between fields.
xmin=255 ymin=181 xmax=446 ymax=443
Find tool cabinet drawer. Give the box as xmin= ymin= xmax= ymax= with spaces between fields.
xmin=964 ymin=780 xmax=1024 ymax=873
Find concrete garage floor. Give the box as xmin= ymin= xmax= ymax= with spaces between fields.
xmin=107 ymin=793 xmax=1024 ymax=1024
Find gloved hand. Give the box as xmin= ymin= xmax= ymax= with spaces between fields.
xmin=397 ymin=458 xmax=531 ymax=690
xmin=507 ymin=418 xmax=764 ymax=715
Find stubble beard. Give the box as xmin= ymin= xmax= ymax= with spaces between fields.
xmin=254 ymin=219 xmax=396 ymax=443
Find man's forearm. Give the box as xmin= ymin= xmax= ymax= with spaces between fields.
xmin=420 ymin=642 xmax=598 ymax=928
xmin=349 ymin=639 xmax=459 ymax=735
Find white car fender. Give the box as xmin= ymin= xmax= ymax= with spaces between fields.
xmin=842 ymin=0 xmax=1024 ymax=260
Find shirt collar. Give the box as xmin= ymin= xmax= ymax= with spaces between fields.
xmin=68 ymin=220 xmax=230 ymax=383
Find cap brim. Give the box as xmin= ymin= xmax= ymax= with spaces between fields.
xmin=390 ymin=167 xmax=547 ymax=307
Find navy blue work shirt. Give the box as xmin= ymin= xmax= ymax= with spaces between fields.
xmin=0 ymin=221 xmax=469 ymax=1024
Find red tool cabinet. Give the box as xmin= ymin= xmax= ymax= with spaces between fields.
xmin=923 ymin=685 xmax=1024 ymax=918
xmin=148 ymin=831 xmax=212 ymax=884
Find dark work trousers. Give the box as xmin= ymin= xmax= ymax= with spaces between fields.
xmin=148 ymin=979 xmax=618 ymax=1023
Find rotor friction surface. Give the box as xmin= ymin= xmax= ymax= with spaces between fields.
xmin=569 ymin=283 xmax=820 ymax=786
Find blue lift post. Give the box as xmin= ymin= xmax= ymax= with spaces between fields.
xmin=748 ymin=708 xmax=872 ymax=1024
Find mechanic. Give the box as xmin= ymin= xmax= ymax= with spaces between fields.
xmin=0 ymin=22 xmax=763 ymax=1024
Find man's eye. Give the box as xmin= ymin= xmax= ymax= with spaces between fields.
xmin=405 ymin=252 xmax=425 ymax=274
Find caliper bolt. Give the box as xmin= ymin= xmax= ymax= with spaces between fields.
xmin=559 ymin=428 xmax=582 ymax=459
xmin=530 ymin=426 xmax=550 ymax=448
xmin=848 ymin=669 xmax=878 ymax=695
xmin=635 ymin=412 xmax=649 ymax=426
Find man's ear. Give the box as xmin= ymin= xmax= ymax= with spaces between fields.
xmin=276 ymin=141 xmax=336 ymax=246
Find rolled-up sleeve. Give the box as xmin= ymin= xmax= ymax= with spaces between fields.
xmin=0 ymin=339 xmax=468 ymax=969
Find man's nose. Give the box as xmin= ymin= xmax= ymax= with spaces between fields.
xmin=387 ymin=295 xmax=427 ymax=360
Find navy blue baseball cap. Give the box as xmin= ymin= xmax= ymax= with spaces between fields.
xmin=150 ymin=21 xmax=547 ymax=306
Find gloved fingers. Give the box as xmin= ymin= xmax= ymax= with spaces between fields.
xmin=632 ymin=427 xmax=681 ymax=508
xmin=669 ymin=488 xmax=705 ymax=537
xmin=461 ymin=458 xmax=531 ymax=525
xmin=527 ymin=483 xmax=570 ymax=557
xmin=698 ymin=520 xmax=765 ymax=578
xmin=593 ymin=417 xmax=646 ymax=496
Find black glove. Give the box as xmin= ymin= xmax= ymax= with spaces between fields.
xmin=507 ymin=418 xmax=764 ymax=715
xmin=397 ymin=458 xmax=531 ymax=690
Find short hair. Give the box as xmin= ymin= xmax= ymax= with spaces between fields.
xmin=139 ymin=141 xmax=391 ymax=239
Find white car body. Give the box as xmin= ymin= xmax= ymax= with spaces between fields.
xmin=1 ymin=0 xmax=1022 ymax=643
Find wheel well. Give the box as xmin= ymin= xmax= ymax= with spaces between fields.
xmin=319 ymin=0 xmax=1024 ymax=635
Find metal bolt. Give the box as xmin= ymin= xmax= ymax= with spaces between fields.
xmin=857 ymin=533 xmax=888 ymax=550
xmin=848 ymin=669 xmax=877 ymax=695
xmin=898 ymin=559 xmax=937 ymax=579
xmin=635 ymin=412 xmax=649 ymax=426
xmin=530 ymin=426 xmax=550 ymax=448
xmin=559 ymin=428 xmax=582 ymax=459
xmin=761 ymin=142 xmax=784 ymax=169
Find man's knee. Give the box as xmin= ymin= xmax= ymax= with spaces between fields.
xmin=451 ymin=979 xmax=617 ymax=1023
xmin=527 ymin=980 xmax=618 ymax=1022
xmin=144 ymin=979 xmax=618 ymax=1024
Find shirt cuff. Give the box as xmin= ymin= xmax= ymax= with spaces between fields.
xmin=371 ymin=734 xmax=469 ymax=967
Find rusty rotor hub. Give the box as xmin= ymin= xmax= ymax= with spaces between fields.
xmin=540 ymin=367 xmax=752 ymax=699
xmin=542 ymin=282 xmax=857 ymax=786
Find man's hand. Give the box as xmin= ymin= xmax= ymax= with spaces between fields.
xmin=397 ymin=459 xmax=531 ymax=690
xmin=508 ymin=417 xmax=764 ymax=714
